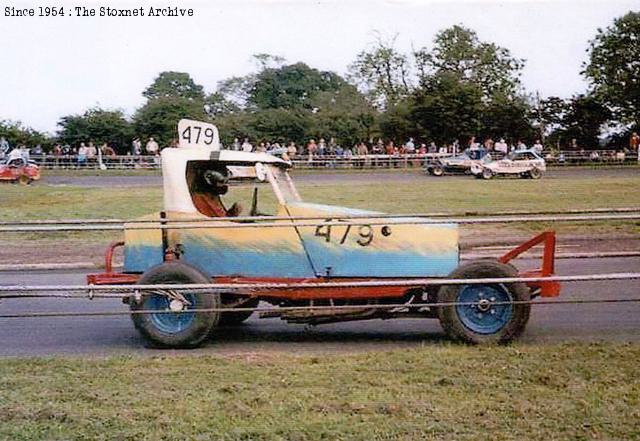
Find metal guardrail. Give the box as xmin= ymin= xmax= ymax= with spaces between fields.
xmin=2 ymin=207 xmax=638 ymax=227
xmin=18 ymin=150 xmax=640 ymax=170
xmin=1 ymin=213 xmax=639 ymax=232
xmin=1 ymin=272 xmax=639 ymax=318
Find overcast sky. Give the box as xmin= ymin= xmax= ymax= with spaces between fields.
xmin=0 ymin=0 xmax=636 ymax=134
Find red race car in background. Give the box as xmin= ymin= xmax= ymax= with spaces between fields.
xmin=0 ymin=157 xmax=41 ymax=185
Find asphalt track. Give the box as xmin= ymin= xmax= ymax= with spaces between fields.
xmin=43 ymin=166 xmax=639 ymax=188
xmin=1 ymin=256 xmax=638 ymax=357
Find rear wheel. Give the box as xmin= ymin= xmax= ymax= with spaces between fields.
xmin=18 ymin=175 xmax=32 ymax=185
xmin=131 ymin=262 xmax=220 ymax=348
xmin=432 ymin=165 xmax=444 ymax=176
xmin=482 ymin=168 xmax=494 ymax=180
xmin=437 ymin=260 xmax=530 ymax=344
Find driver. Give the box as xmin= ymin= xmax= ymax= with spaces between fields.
xmin=191 ymin=169 xmax=243 ymax=217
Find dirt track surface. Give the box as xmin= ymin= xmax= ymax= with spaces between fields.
xmin=0 ymin=256 xmax=638 ymax=357
xmin=42 ymin=166 xmax=639 ymax=187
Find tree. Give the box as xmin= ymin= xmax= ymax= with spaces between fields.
xmin=308 ymin=85 xmax=377 ymax=146
xmin=348 ymin=34 xmax=411 ymax=108
xmin=407 ymin=72 xmax=484 ymax=144
xmin=414 ymin=25 xmax=525 ymax=100
xmin=133 ymin=97 xmax=207 ymax=146
xmin=561 ymin=94 xmax=611 ymax=149
xmin=481 ymin=94 xmax=535 ymax=142
xmin=142 ymin=71 xmax=205 ymax=101
xmin=248 ymin=62 xmax=350 ymax=110
xmin=584 ymin=11 xmax=640 ymax=126
xmin=57 ymin=108 xmax=133 ymax=152
xmin=0 ymin=120 xmax=50 ymax=149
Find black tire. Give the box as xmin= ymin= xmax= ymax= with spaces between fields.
xmin=18 ymin=175 xmax=32 ymax=186
xmin=482 ymin=168 xmax=494 ymax=180
xmin=437 ymin=260 xmax=530 ymax=344
xmin=218 ymin=296 xmax=259 ymax=326
xmin=432 ymin=165 xmax=444 ymax=176
xmin=131 ymin=262 xmax=220 ymax=348
xmin=528 ymin=167 xmax=542 ymax=179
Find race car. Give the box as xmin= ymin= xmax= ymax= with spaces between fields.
xmin=471 ymin=149 xmax=546 ymax=179
xmin=0 ymin=156 xmax=41 ymax=185
xmin=88 ymin=120 xmax=560 ymax=348
xmin=425 ymin=148 xmax=489 ymax=176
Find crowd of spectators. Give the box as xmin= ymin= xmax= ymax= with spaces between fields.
xmin=1 ymin=132 xmax=639 ymax=169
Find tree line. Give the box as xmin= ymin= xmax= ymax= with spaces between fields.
xmin=1 ymin=12 xmax=638 ymax=154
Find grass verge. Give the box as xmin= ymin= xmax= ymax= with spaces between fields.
xmin=0 ymin=343 xmax=638 ymax=440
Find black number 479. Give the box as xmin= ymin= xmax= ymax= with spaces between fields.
xmin=181 ymin=125 xmax=215 ymax=145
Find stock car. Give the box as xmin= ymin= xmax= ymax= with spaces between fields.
xmin=471 ymin=149 xmax=546 ymax=179
xmin=88 ymin=119 xmax=560 ymax=349
xmin=425 ymin=148 xmax=489 ymax=176
xmin=0 ymin=156 xmax=41 ymax=185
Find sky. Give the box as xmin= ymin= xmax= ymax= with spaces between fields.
xmin=0 ymin=0 xmax=636 ymax=134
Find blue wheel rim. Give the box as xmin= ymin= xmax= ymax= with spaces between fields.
xmin=145 ymin=293 xmax=196 ymax=334
xmin=456 ymin=284 xmax=513 ymax=334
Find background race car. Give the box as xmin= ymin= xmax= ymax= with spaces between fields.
xmin=0 ymin=157 xmax=41 ymax=185
xmin=471 ymin=149 xmax=546 ymax=179
xmin=425 ymin=148 xmax=489 ymax=176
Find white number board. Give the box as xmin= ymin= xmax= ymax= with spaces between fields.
xmin=178 ymin=119 xmax=220 ymax=150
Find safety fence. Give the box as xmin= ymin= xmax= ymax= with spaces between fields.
xmin=20 ymin=150 xmax=640 ymax=170
xmin=1 ymin=208 xmax=638 ymax=321
xmin=1 ymin=272 xmax=639 ymax=318
xmin=1 ymin=208 xmax=639 ymax=232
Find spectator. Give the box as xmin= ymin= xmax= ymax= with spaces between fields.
xmin=373 ymin=138 xmax=384 ymax=154
xmin=131 ymin=137 xmax=142 ymax=155
xmin=19 ymin=144 xmax=30 ymax=162
xmin=33 ymin=144 xmax=43 ymax=156
xmin=532 ymin=139 xmax=543 ymax=154
xmin=517 ymin=140 xmax=527 ymax=151
xmin=146 ymin=137 xmax=159 ymax=155
xmin=232 ymin=138 xmax=241 ymax=151
xmin=0 ymin=136 xmax=9 ymax=159
xmin=483 ymin=137 xmax=494 ymax=151
xmin=428 ymin=142 xmax=437 ymax=153
xmin=77 ymin=142 xmax=88 ymax=167
xmin=571 ymin=138 xmax=578 ymax=150
xmin=307 ymin=139 xmax=317 ymax=157
xmin=494 ymin=138 xmax=508 ymax=154
xmin=257 ymin=142 xmax=267 ymax=153
xmin=168 ymin=138 xmax=179 ymax=148
xmin=87 ymin=142 xmax=97 ymax=166
xmin=468 ymin=136 xmax=480 ymax=150
xmin=287 ymin=141 xmax=297 ymax=159
xmin=629 ymin=132 xmax=639 ymax=152
xmin=404 ymin=137 xmax=415 ymax=154
xmin=101 ymin=142 xmax=116 ymax=157
xmin=242 ymin=138 xmax=253 ymax=152
xmin=318 ymin=138 xmax=326 ymax=156
xmin=418 ymin=143 xmax=427 ymax=154
xmin=589 ymin=150 xmax=600 ymax=162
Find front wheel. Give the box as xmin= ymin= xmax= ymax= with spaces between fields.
xmin=130 ymin=262 xmax=220 ymax=348
xmin=528 ymin=168 xmax=542 ymax=179
xmin=432 ymin=165 xmax=444 ymax=176
xmin=437 ymin=260 xmax=531 ymax=344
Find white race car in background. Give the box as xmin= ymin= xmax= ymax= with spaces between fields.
xmin=471 ymin=149 xmax=546 ymax=179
